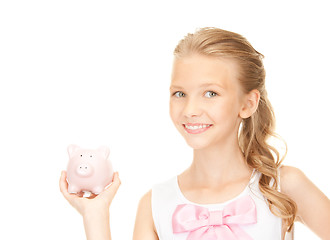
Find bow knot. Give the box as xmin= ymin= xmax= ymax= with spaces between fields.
xmin=208 ymin=210 xmax=223 ymax=226
xmin=172 ymin=195 xmax=257 ymax=240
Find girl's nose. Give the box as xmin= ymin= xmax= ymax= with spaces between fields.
xmin=183 ymin=98 xmax=202 ymax=118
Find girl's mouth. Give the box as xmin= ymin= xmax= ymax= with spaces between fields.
xmin=183 ymin=123 xmax=213 ymax=134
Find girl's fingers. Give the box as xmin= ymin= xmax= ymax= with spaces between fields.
xmin=111 ymin=172 xmax=121 ymax=192
xmin=100 ymin=172 xmax=121 ymax=200
xmin=59 ymin=170 xmax=74 ymax=201
xmin=60 ymin=170 xmax=121 ymax=207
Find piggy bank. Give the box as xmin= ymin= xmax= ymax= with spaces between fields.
xmin=66 ymin=144 xmax=114 ymax=195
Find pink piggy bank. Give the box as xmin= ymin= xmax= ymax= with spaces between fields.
xmin=66 ymin=145 xmax=114 ymax=195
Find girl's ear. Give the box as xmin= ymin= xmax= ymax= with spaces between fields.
xmin=239 ymin=89 xmax=260 ymax=119
xmin=67 ymin=144 xmax=80 ymax=157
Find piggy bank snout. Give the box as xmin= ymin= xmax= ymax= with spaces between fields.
xmin=76 ymin=163 xmax=94 ymax=177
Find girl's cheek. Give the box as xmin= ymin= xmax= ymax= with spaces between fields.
xmin=169 ymin=103 xmax=179 ymax=121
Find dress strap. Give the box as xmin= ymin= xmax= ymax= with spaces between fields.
xmin=249 ymin=168 xmax=258 ymax=183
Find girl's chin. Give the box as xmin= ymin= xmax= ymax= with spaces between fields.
xmin=184 ymin=139 xmax=213 ymax=150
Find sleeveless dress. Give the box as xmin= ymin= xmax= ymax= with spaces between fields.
xmin=151 ymin=170 xmax=294 ymax=240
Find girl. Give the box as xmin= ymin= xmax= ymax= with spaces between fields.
xmin=60 ymin=27 xmax=330 ymax=240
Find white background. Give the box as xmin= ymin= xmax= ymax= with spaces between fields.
xmin=0 ymin=0 xmax=329 ymax=239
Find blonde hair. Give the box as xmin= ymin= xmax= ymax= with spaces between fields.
xmin=174 ymin=27 xmax=296 ymax=231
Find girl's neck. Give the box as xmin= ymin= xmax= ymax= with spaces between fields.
xmin=186 ymin=140 xmax=252 ymax=187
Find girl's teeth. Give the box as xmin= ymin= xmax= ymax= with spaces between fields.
xmin=185 ymin=124 xmax=211 ymax=129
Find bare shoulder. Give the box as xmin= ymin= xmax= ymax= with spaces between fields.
xmin=139 ymin=190 xmax=152 ymax=209
xmin=279 ymin=165 xmax=307 ymax=192
xmin=133 ymin=190 xmax=159 ymax=240
xmin=279 ymin=165 xmax=323 ymax=203
xmin=135 ymin=190 xmax=153 ymax=224
xmin=279 ymin=165 xmax=330 ymax=239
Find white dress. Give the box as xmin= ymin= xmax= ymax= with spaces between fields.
xmin=151 ymin=170 xmax=294 ymax=240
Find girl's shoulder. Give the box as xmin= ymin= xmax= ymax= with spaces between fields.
xmin=279 ymin=165 xmax=307 ymax=193
xmin=279 ymin=165 xmax=314 ymax=208
xmin=279 ymin=165 xmax=330 ymax=238
xmin=134 ymin=190 xmax=159 ymax=239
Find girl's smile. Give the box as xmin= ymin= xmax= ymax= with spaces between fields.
xmin=183 ymin=123 xmax=213 ymax=134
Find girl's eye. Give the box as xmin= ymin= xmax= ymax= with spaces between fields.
xmin=205 ymin=91 xmax=218 ymax=98
xmin=173 ymin=91 xmax=185 ymax=97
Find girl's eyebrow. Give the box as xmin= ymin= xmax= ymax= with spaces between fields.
xmin=170 ymin=83 xmax=225 ymax=90
xmin=169 ymin=85 xmax=183 ymax=90
xmin=199 ymin=83 xmax=225 ymax=89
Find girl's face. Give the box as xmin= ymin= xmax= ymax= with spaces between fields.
xmin=169 ymin=54 xmax=245 ymax=150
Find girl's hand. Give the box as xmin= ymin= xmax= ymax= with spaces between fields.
xmin=59 ymin=170 xmax=121 ymax=217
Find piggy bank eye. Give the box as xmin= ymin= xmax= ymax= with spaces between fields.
xmin=90 ymin=155 xmax=93 ymax=158
xmin=80 ymin=155 xmax=83 ymax=157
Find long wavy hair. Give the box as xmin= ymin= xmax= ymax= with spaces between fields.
xmin=173 ymin=27 xmax=296 ymax=231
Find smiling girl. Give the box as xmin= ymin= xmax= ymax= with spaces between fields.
xmin=60 ymin=27 xmax=330 ymax=240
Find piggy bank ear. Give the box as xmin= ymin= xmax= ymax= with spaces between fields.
xmin=67 ymin=144 xmax=80 ymax=157
xmin=98 ymin=146 xmax=110 ymax=159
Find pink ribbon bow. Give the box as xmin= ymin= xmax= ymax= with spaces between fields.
xmin=172 ymin=195 xmax=257 ymax=240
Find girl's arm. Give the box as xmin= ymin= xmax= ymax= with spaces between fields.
xmin=133 ymin=190 xmax=159 ymax=240
xmin=280 ymin=166 xmax=330 ymax=239
xmin=59 ymin=171 xmax=121 ymax=240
